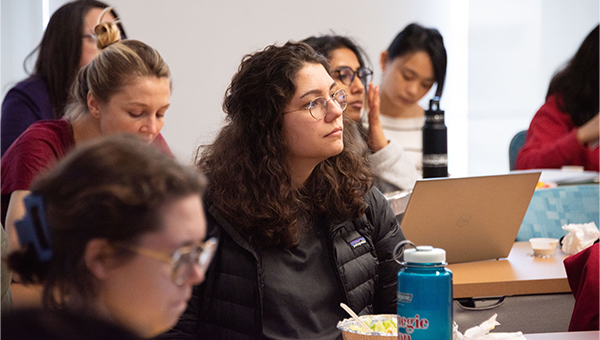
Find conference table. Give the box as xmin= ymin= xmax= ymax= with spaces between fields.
xmin=448 ymin=242 xmax=575 ymax=334
xmin=384 ymin=177 xmax=596 ymax=335
xmin=448 ymin=241 xmax=570 ymax=298
xmin=444 ymin=242 xmax=594 ymax=339
xmin=386 ymin=189 xmax=572 ymax=299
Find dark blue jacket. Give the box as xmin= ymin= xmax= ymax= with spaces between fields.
xmin=1 ymin=75 xmax=54 ymax=156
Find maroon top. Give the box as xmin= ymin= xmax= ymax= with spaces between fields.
xmin=1 ymin=119 xmax=173 ymax=225
xmin=564 ymin=243 xmax=599 ymax=331
xmin=517 ymin=94 xmax=599 ymax=171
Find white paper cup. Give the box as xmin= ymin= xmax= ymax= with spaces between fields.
xmin=561 ymin=165 xmax=584 ymax=172
xmin=529 ymin=238 xmax=559 ymax=257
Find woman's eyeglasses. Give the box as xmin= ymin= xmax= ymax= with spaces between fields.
xmin=116 ymin=237 xmax=218 ymax=286
xmin=284 ymin=89 xmax=348 ymax=120
xmin=332 ymin=66 xmax=373 ymax=87
xmin=82 ymin=34 xmax=96 ymax=44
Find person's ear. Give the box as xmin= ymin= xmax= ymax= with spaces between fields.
xmin=84 ymin=238 xmax=114 ymax=280
xmin=87 ymin=92 xmax=101 ymax=119
xmin=380 ymin=51 xmax=389 ymax=73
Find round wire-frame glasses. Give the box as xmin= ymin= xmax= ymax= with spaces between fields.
xmin=117 ymin=237 xmax=218 ymax=286
xmin=284 ymin=89 xmax=348 ymax=120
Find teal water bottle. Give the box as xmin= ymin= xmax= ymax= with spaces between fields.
xmin=394 ymin=241 xmax=453 ymax=339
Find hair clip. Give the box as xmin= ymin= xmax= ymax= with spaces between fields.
xmin=14 ymin=194 xmax=53 ymax=262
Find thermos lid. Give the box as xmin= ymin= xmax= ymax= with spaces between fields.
xmin=404 ymin=245 xmax=446 ymax=263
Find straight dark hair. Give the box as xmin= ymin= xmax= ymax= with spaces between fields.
xmin=302 ymin=35 xmax=373 ymax=142
xmin=546 ymin=24 xmax=599 ymax=126
xmin=24 ymin=0 xmax=127 ymax=118
xmin=386 ymin=23 xmax=447 ymax=98
xmin=302 ymin=34 xmax=370 ymax=70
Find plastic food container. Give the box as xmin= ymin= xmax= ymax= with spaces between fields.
xmin=337 ymin=314 xmax=397 ymax=339
xmin=529 ymin=238 xmax=559 ymax=257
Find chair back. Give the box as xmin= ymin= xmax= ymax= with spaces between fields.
xmin=509 ymin=130 xmax=527 ymax=170
xmin=516 ymin=184 xmax=600 ymax=241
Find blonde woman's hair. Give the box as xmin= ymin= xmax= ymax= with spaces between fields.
xmin=94 ymin=7 xmax=121 ymax=50
xmin=65 ymin=7 xmax=170 ymax=120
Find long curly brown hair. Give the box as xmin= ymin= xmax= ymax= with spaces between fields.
xmin=197 ymin=41 xmax=373 ymax=248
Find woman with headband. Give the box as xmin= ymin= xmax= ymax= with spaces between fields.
xmin=2 ymin=7 xmax=173 ymax=306
xmin=6 ymin=135 xmax=216 ymax=338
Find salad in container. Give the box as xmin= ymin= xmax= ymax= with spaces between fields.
xmin=337 ymin=314 xmax=397 ymax=339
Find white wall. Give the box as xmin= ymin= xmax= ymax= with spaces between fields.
xmin=467 ymin=0 xmax=598 ymax=175
xmin=1 ymin=0 xmax=598 ymax=176
xmin=1 ymin=0 xmax=43 ymax=95
xmin=104 ymin=0 xmax=468 ymax=168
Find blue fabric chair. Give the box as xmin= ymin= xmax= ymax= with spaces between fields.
xmin=516 ymin=184 xmax=600 ymax=241
xmin=509 ymin=130 xmax=527 ymax=171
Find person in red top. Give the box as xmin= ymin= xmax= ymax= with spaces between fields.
xmin=1 ymin=121 xmax=171 ymax=228
xmin=1 ymin=8 xmax=173 ymax=307
xmin=564 ymin=242 xmax=599 ymax=331
xmin=517 ymin=25 xmax=599 ymax=171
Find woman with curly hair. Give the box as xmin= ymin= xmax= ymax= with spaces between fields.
xmin=303 ymin=34 xmax=419 ymax=193
xmin=159 ymin=41 xmax=404 ymax=340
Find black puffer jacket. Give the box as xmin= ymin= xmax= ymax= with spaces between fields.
xmin=157 ymin=187 xmax=403 ymax=340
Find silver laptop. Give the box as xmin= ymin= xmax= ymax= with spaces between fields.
xmin=399 ymin=172 xmax=541 ymax=264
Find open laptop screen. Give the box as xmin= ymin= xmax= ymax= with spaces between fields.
xmin=399 ymin=172 xmax=540 ymax=264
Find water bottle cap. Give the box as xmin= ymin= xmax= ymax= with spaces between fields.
xmin=404 ymin=246 xmax=446 ymax=263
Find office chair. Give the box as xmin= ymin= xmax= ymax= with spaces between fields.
xmin=509 ymin=130 xmax=527 ymax=171
xmin=516 ymin=184 xmax=600 ymax=241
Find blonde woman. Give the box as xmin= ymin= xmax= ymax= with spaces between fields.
xmin=2 ymin=8 xmax=173 ymax=307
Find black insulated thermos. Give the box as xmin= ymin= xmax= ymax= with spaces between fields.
xmin=422 ymin=97 xmax=448 ymax=178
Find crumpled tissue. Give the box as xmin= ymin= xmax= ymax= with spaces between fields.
xmin=453 ymin=314 xmax=526 ymax=340
xmin=561 ymin=222 xmax=600 ymax=255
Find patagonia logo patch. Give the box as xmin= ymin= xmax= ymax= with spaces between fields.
xmin=397 ymin=292 xmax=413 ymax=303
xmin=350 ymin=237 xmax=367 ymax=248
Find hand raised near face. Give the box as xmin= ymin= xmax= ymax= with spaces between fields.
xmin=576 ymin=112 xmax=599 ymax=148
xmin=366 ymin=82 xmax=389 ymax=152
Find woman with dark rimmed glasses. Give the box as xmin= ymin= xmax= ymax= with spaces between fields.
xmin=1 ymin=0 xmax=128 ymax=156
xmin=6 ymin=135 xmax=216 ymax=338
xmin=303 ymin=35 xmax=419 ymax=193
xmin=159 ymin=41 xmax=404 ymax=340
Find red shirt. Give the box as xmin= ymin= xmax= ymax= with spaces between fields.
xmin=517 ymin=94 xmax=599 ymax=171
xmin=1 ymin=119 xmax=173 ymax=225
xmin=564 ymin=243 xmax=599 ymax=331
